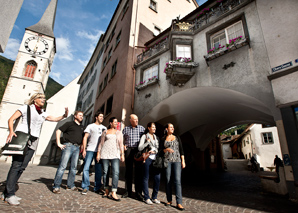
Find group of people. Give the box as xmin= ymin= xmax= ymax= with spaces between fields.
xmin=1 ymin=93 xmax=186 ymax=211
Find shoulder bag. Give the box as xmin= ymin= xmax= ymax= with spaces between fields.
xmin=1 ymin=105 xmax=31 ymax=155
xmin=134 ymin=135 xmax=151 ymax=163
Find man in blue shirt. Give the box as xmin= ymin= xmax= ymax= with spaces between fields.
xmin=122 ymin=114 xmax=145 ymax=200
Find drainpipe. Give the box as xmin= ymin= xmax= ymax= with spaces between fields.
xmin=131 ymin=0 xmax=139 ymax=110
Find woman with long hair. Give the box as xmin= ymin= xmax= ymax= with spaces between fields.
xmin=96 ymin=117 xmax=124 ymax=201
xmin=2 ymin=93 xmax=68 ymax=205
xmin=163 ymin=123 xmax=186 ymax=211
xmin=138 ymin=122 xmax=161 ymax=205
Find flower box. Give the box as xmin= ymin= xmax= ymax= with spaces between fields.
xmin=164 ymin=60 xmax=199 ymax=86
xmin=204 ymin=37 xmax=249 ymax=61
xmin=135 ymin=77 xmax=158 ymax=91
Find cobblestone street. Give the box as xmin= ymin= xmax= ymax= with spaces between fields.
xmin=0 ymin=161 xmax=297 ymax=212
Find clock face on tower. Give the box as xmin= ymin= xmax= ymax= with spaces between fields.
xmin=24 ymin=36 xmax=49 ymax=55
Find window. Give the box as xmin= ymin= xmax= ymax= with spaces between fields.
xmin=103 ymin=57 xmax=107 ymax=68
xmin=98 ymin=83 xmax=103 ymax=94
xmin=176 ymin=45 xmax=191 ymax=58
xmin=100 ymin=103 xmax=105 ymax=115
xmin=106 ymin=95 xmax=113 ymax=115
xmin=103 ymin=74 xmax=109 ymax=89
xmin=122 ymin=1 xmax=129 ymax=17
xmin=153 ymin=26 xmax=161 ymax=36
xmin=111 ymin=26 xmax=116 ymax=39
xmin=150 ymin=0 xmax=157 ymax=12
xmin=24 ymin=61 xmax=37 ymax=78
xmin=143 ymin=64 xmax=158 ymax=82
xmin=262 ymin=132 xmax=274 ymax=144
xmin=116 ymin=31 xmax=121 ymax=46
xmin=108 ymin=47 xmax=113 ymax=60
xmin=111 ymin=60 xmax=117 ymax=78
xmin=243 ymin=139 xmax=246 ymax=147
xmin=295 ymin=107 xmax=298 ymax=124
xmin=211 ymin=21 xmax=244 ymax=49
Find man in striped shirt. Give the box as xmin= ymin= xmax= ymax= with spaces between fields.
xmin=122 ymin=114 xmax=145 ymax=200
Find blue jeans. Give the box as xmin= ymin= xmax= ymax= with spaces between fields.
xmin=4 ymin=146 xmax=35 ymax=197
xmin=81 ymin=151 xmax=102 ymax=191
xmin=53 ymin=143 xmax=80 ymax=189
xmin=102 ymin=159 xmax=119 ymax=192
xmin=165 ymin=162 xmax=182 ymax=204
xmin=142 ymin=158 xmax=161 ymax=200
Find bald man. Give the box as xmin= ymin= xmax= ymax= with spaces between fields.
xmin=122 ymin=114 xmax=145 ymax=200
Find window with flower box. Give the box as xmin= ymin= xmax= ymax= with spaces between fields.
xmin=143 ymin=64 xmax=158 ymax=82
xmin=262 ymin=132 xmax=274 ymax=144
xmin=211 ymin=21 xmax=244 ymax=49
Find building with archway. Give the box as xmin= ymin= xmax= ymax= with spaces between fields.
xmin=134 ymin=0 xmax=298 ymax=199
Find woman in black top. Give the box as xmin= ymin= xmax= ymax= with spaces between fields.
xmin=163 ymin=123 xmax=186 ymax=211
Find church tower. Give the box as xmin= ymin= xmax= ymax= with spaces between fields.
xmin=0 ymin=0 xmax=58 ymax=144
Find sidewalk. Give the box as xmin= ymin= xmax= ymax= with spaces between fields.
xmin=0 ymin=162 xmax=297 ymax=212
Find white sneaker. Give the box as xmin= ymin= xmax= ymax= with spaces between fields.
xmin=145 ymin=199 xmax=153 ymax=205
xmin=81 ymin=189 xmax=88 ymax=195
xmin=1 ymin=193 xmax=21 ymax=201
xmin=5 ymin=196 xmax=20 ymax=205
xmin=152 ymin=199 xmax=160 ymax=204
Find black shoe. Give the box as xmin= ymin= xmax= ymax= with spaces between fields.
xmin=109 ymin=195 xmax=121 ymax=202
xmin=177 ymin=204 xmax=185 ymax=211
xmin=165 ymin=202 xmax=172 ymax=206
xmin=121 ymin=192 xmax=131 ymax=198
xmin=135 ymin=193 xmax=143 ymax=201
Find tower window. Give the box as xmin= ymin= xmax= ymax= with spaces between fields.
xmin=23 ymin=85 xmax=26 ymax=89
xmin=24 ymin=61 xmax=37 ymax=78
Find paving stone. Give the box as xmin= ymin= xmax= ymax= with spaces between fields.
xmin=0 ymin=162 xmax=298 ymax=212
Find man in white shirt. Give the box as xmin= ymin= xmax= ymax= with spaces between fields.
xmin=81 ymin=111 xmax=107 ymax=195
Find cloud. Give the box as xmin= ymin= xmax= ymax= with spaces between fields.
xmin=22 ymin=0 xmax=50 ymax=18
xmin=55 ymin=37 xmax=73 ymax=61
xmin=78 ymin=59 xmax=88 ymax=67
xmin=0 ymin=38 xmax=21 ymax=60
xmin=50 ymin=71 xmax=61 ymax=82
xmin=76 ymin=30 xmax=104 ymax=42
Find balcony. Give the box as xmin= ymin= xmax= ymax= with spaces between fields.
xmin=136 ymin=38 xmax=168 ymax=64
xmin=164 ymin=60 xmax=199 ymax=87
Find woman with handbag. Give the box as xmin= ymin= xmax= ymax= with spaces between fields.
xmin=96 ymin=117 xmax=124 ymax=201
xmin=2 ymin=93 xmax=68 ymax=205
xmin=162 ymin=123 xmax=186 ymax=211
xmin=138 ymin=122 xmax=161 ymax=205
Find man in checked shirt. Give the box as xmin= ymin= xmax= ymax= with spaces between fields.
xmin=121 ymin=114 xmax=145 ymax=200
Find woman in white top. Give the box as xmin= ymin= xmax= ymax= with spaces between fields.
xmin=2 ymin=93 xmax=68 ymax=205
xmin=138 ymin=122 xmax=161 ymax=205
xmin=96 ymin=117 xmax=124 ymax=201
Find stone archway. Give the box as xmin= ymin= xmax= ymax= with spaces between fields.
xmin=139 ymin=86 xmax=275 ymax=149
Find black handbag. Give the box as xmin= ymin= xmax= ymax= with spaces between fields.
xmin=153 ymin=152 xmax=168 ymax=169
xmin=1 ymin=105 xmax=31 ymax=155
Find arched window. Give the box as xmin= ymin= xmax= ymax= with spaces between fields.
xmin=24 ymin=61 xmax=37 ymax=78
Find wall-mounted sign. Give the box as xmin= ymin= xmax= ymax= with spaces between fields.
xmin=295 ymin=59 xmax=298 ymax=63
xmin=272 ymin=61 xmax=293 ymax=73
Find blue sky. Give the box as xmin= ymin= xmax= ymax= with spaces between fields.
xmin=1 ymin=0 xmax=206 ymax=86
